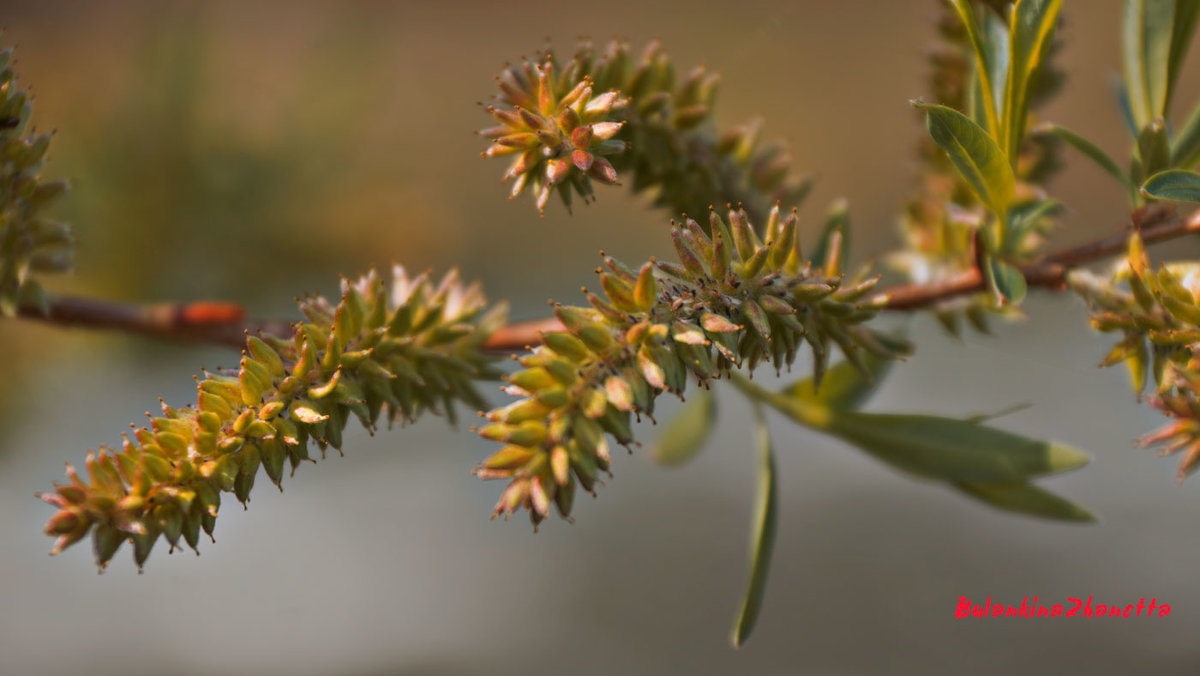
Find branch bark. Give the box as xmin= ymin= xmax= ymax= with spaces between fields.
xmin=16 ymin=296 xmax=289 ymax=350
xmin=12 ymin=206 xmax=1200 ymax=354
xmin=881 ymin=203 xmax=1196 ymax=310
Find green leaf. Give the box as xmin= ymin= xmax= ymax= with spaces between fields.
xmin=1142 ymin=168 xmax=1200 ymax=202
xmin=1035 ymin=123 xmax=1134 ymax=196
xmin=1115 ymin=79 xmax=1142 ymax=137
xmin=948 ymin=0 xmax=1003 ymax=138
xmin=1004 ymin=0 xmax=1064 ymax=161
xmin=1136 ymin=117 xmax=1170 ymax=180
xmin=1123 ymin=0 xmax=1187 ymax=126
xmin=1172 ymin=99 xmax=1200 ymax=168
xmin=914 ymin=101 xmax=1016 ymax=215
xmin=728 ymin=374 xmax=1090 ymax=487
xmin=954 ymin=481 xmax=1097 ymax=522
xmin=824 ymin=411 xmax=1090 ymax=483
xmin=652 ymin=388 xmax=716 ymax=467
xmin=1005 ymin=199 xmax=1062 ymax=250
xmin=731 ymin=406 xmax=778 ymax=649
xmin=812 ymin=198 xmax=850 ymax=275
xmin=983 ymin=9 xmax=1012 ymax=120
xmin=966 ymin=304 xmax=992 ymax=335
xmin=782 ymin=350 xmax=894 ymax=413
xmin=1167 ymin=1 xmax=1200 ymax=111
xmin=964 ymin=402 xmax=1033 ymax=424
xmin=986 ymin=257 xmax=1028 ymax=305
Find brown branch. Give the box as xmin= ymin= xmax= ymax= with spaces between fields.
xmin=880 ymin=204 xmax=1197 ymax=310
xmin=487 ymin=205 xmax=1200 ymax=349
xmin=10 ymin=207 xmax=1200 ymax=354
xmin=16 ymin=296 xmax=290 ymax=350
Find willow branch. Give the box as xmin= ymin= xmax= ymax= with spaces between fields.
xmin=489 ymin=205 xmax=1200 ymax=349
xmin=14 ymin=296 xmax=288 ymax=349
xmin=880 ymin=205 xmax=1197 ymax=310
xmin=9 ymin=207 xmax=1200 ymax=354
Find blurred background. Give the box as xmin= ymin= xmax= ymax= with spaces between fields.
xmin=3 ymin=0 xmax=1200 ymax=673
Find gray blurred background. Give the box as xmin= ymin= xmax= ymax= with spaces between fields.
xmin=3 ymin=0 xmax=1200 ymax=673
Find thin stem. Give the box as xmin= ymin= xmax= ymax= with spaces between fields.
xmin=880 ymin=204 xmax=1194 ymax=310
xmin=15 ymin=296 xmax=289 ymax=349
xmin=727 ymin=372 xmax=831 ymax=430
xmin=10 ymin=207 xmax=1200 ymax=354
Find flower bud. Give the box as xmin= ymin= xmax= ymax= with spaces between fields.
xmin=588 ymin=157 xmax=619 ymax=184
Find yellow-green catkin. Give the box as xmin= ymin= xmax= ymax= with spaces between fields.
xmin=39 ymin=267 xmax=506 ymax=571
xmin=475 ymin=205 xmax=909 ymax=527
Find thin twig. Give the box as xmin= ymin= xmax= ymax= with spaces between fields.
xmin=880 ymin=204 xmax=1196 ymax=310
xmin=11 ymin=207 xmax=1200 ymax=354
xmin=16 ymin=296 xmax=289 ymax=350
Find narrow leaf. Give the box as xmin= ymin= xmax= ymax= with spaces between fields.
xmin=652 ymin=388 xmax=716 ymax=467
xmin=731 ymin=406 xmax=778 ymax=649
xmin=1171 ymin=98 xmax=1200 ymax=168
xmin=825 ymin=411 xmax=1090 ymax=483
xmin=983 ymin=9 xmax=1012 ymax=121
xmin=947 ymin=0 xmax=1003 ymax=138
xmin=954 ymin=481 xmax=1097 ymax=522
xmin=1167 ymin=1 xmax=1200 ymax=111
xmin=1005 ymin=199 xmax=1062 ymax=251
xmin=964 ymin=402 xmax=1033 ymax=424
xmin=987 ymin=257 xmax=1028 ymax=305
xmin=1004 ymin=0 xmax=1064 ymax=161
xmin=1115 ymin=78 xmax=1142 ymax=137
xmin=1036 ymin=123 xmax=1134 ymax=196
xmin=729 ymin=375 xmax=1090 ymax=486
xmin=1137 ymin=117 xmax=1170 ymax=179
xmin=1123 ymin=0 xmax=1178 ymax=126
xmin=1142 ymin=168 xmax=1200 ymax=202
xmin=914 ymin=101 xmax=1016 ymax=215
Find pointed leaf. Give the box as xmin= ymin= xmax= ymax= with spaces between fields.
xmin=1115 ymin=79 xmax=1142 ymax=137
xmin=652 ymin=388 xmax=716 ymax=467
xmin=986 ymin=257 xmax=1028 ymax=305
xmin=1136 ymin=117 xmax=1170 ymax=180
xmin=964 ymin=402 xmax=1033 ymax=424
xmin=825 ymin=411 xmax=1090 ymax=483
xmin=1036 ymin=123 xmax=1134 ymax=197
xmin=727 ymin=378 xmax=1090 ymax=487
xmin=954 ymin=481 xmax=1097 ymax=522
xmin=731 ymin=406 xmax=778 ymax=649
xmin=1005 ymin=199 xmax=1062 ymax=249
xmin=1167 ymin=1 xmax=1200 ymax=112
xmin=1172 ymin=98 xmax=1200 ymax=168
xmin=1142 ymin=168 xmax=1200 ymax=202
xmin=948 ymin=0 xmax=1003 ymax=138
xmin=914 ymin=102 xmax=1016 ymax=215
xmin=1123 ymin=0 xmax=1180 ymax=126
xmin=983 ymin=10 xmax=1012 ymax=119
xmin=1004 ymin=0 xmax=1064 ymax=160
